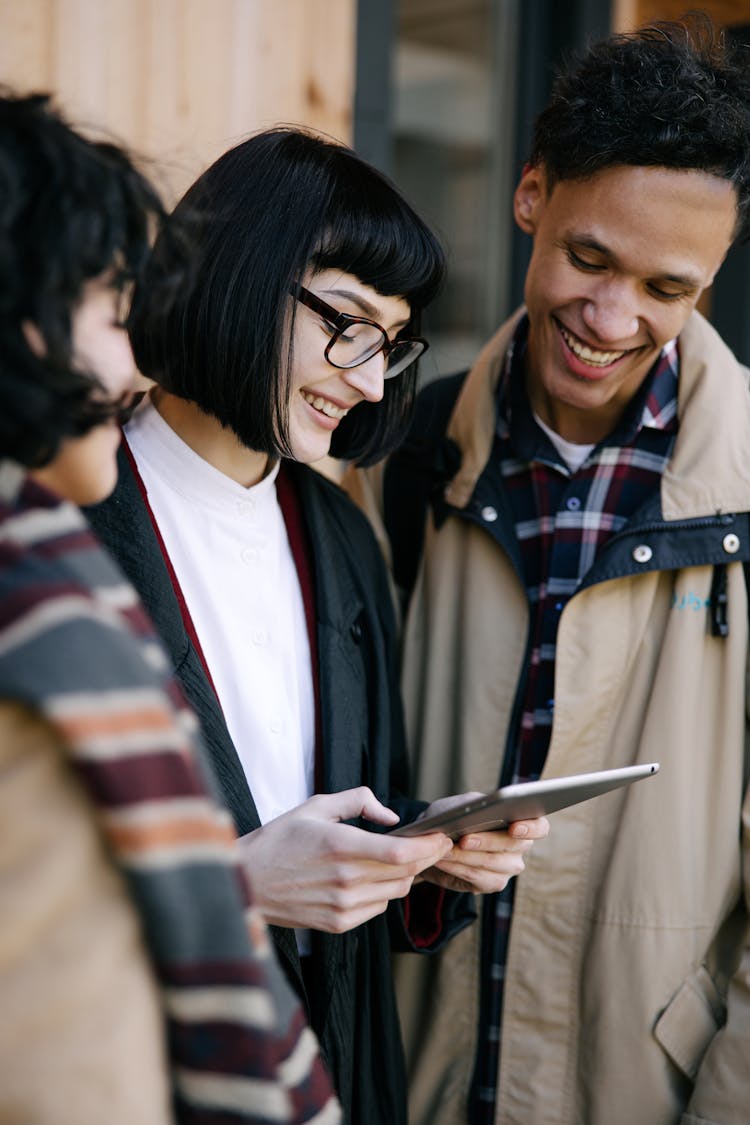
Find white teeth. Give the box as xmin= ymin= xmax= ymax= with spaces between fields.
xmin=302 ymin=391 xmax=350 ymax=419
xmin=559 ymin=323 xmax=626 ymax=367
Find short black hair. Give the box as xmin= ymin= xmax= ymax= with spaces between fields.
xmin=0 ymin=91 xmax=182 ymax=467
xmin=130 ymin=127 xmax=446 ymax=466
xmin=530 ymin=14 xmax=750 ymax=240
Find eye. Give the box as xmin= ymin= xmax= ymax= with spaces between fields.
xmin=566 ymin=247 xmax=605 ymax=272
xmin=646 ymin=282 xmax=689 ymax=302
xmin=336 ymin=320 xmax=369 ymax=344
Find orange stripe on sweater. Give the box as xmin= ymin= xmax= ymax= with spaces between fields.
xmin=108 ymin=816 xmax=236 ymax=852
xmin=56 ymin=706 xmax=175 ymax=739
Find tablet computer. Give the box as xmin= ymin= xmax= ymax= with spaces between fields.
xmin=389 ymin=762 xmax=660 ymax=839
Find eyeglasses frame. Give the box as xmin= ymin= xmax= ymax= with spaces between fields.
xmin=290 ymin=283 xmax=428 ymax=378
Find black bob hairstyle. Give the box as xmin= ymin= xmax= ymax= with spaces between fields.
xmin=530 ymin=14 xmax=750 ymax=241
xmin=130 ymin=127 xmax=446 ymax=467
xmin=0 ymin=90 xmax=183 ymax=468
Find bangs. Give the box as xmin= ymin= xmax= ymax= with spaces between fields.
xmin=312 ymin=157 xmax=444 ymax=310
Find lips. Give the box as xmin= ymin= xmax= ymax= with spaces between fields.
xmin=556 ymin=321 xmax=629 ymax=368
xmin=301 ymin=391 xmax=350 ymax=420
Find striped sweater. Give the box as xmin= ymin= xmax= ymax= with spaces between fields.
xmin=0 ymin=459 xmax=340 ymax=1125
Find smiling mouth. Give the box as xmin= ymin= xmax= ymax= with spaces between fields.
xmin=557 ymin=321 xmax=631 ymax=368
xmin=301 ymin=391 xmax=351 ymax=420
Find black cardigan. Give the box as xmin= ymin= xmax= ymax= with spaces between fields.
xmin=88 ymin=446 xmax=474 ymax=1125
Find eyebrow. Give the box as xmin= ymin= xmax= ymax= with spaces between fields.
xmin=323 ymin=287 xmax=411 ymax=331
xmin=569 ymin=235 xmax=703 ymax=290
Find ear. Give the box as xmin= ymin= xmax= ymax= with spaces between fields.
xmin=513 ymin=163 xmax=547 ymax=235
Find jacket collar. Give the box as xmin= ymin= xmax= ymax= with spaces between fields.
xmin=444 ymin=309 xmax=750 ymax=521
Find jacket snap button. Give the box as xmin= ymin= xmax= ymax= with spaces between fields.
xmin=481 ymin=505 xmax=498 ymax=522
xmin=350 ymin=620 xmax=363 ymax=643
xmin=722 ymin=533 xmax=740 ymax=554
xmin=632 ymin=544 xmax=653 ymax=564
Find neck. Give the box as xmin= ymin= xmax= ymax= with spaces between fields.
xmin=525 ymin=376 xmax=624 ymax=445
xmin=151 ymin=388 xmax=270 ymax=488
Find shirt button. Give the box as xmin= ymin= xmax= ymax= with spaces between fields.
xmin=252 ymin=629 xmax=267 ymax=646
xmin=270 ymin=717 xmax=282 ymax=734
xmin=632 ymin=544 xmax=653 ymax=564
xmin=240 ymin=547 xmax=259 ymax=564
xmin=723 ymin=533 xmax=740 ymax=554
xmin=546 ymin=698 xmax=555 ymax=711
xmin=481 ymin=505 xmax=498 ymax=523
xmin=565 ymin=496 xmax=581 ymax=511
xmin=554 ymin=601 xmax=564 ymax=612
xmin=236 ymin=499 xmax=255 ymax=516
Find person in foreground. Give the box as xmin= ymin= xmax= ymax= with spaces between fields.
xmin=0 ymin=91 xmax=339 ymax=1123
xmin=86 ymin=126 xmax=549 ymax=1123
xmin=375 ymin=16 xmax=750 ymax=1125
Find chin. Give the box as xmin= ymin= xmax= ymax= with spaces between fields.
xmin=84 ymin=476 xmax=119 ymax=506
xmin=288 ymin=434 xmax=335 ymax=466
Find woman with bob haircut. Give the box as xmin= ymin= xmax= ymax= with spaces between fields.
xmin=88 ymin=127 xmax=548 ymax=1124
xmin=0 ymin=93 xmax=339 ymax=1124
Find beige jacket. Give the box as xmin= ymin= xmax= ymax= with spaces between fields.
xmin=391 ymin=311 xmax=750 ymax=1124
xmin=0 ymin=701 xmax=172 ymax=1124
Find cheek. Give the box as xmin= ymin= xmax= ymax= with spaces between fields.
xmin=285 ymin=394 xmax=336 ymax=464
xmin=290 ymin=318 xmax=329 ymax=382
xmin=653 ymin=305 xmax=693 ymax=347
xmin=77 ymin=327 xmax=135 ymax=398
xmin=525 ymin=252 xmax=574 ymax=310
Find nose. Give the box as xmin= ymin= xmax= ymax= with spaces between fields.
xmin=344 ymin=351 xmax=386 ymax=403
xmin=580 ymin=280 xmax=640 ymax=342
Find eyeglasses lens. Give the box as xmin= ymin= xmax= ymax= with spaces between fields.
xmin=328 ymin=329 xmax=424 ymax=379
xmin=327 ymin=321 xmax=385 ymax=370
xmin=383 ymin=340 xmax=425 ymax=379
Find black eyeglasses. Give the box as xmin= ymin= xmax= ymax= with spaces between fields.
xmin=291 ymin=283 xmax=428 ymax=379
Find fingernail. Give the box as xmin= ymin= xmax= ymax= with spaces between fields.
xmin=511 ymin=823 xmax=529 ymax=838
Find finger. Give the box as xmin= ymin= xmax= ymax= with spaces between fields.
xmin=344 ymin=828 xmax=454 ymax=868
xmin=264 ymin=895 xmax=393 ymax=933
xmin=323 ymin=822 xmax=453 ymax=869
xmin=455 ymin=831 xmax=534 ymax=854
xmin=311 ymin=786 xmax=401 ymax=826
xmin=421 ymin=868 xmax=513 ymax=895
xmin=435 ymin=852 xmax=526 ymax=880
xmin=313 ymin=896 xmax=395 ymax=934
xmin=507 ymin=816 xmax=550 ymax=840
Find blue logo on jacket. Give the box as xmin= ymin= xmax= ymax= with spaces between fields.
xmin=671 ymin=592 xmax=710 ymax=611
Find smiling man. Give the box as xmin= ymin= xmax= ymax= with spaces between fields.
xmin=377 ymin=16 xmax=750 ymax=1125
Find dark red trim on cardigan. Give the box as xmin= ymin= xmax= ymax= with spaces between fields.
xmin=275 ymin=463 xmax=323 ymax=794
xmin=403 ymin=882 xmax=447 ymax=949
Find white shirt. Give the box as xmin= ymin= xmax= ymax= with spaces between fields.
xmin=124 ymin=399 xmax=316 ymax=828
xmin=533 ymin=411 xmax=596 ymax=474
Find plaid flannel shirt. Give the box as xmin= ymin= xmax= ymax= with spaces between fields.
xmin=470 ymin=317 xmax=679 ymax=1120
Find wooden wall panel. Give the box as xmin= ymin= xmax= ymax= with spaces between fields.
xmin=0 ymin=0 xmax=356 ymax=200
xmin=614 ymin=0 xmax=750 ymax=30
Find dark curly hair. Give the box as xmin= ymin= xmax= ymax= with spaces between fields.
xmin=0 ymin=91 xmax=186 ymax=467
xmin=130 ymin=127 xmax=445 ymax=468
xmin=530 ymin=14 xmax=750 ymax=240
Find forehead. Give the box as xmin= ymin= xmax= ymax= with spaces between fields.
xmin=306 ymin=267 xmax=411 ymax=323
xmin=545 ymin=165 xmax=738 ymax=281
